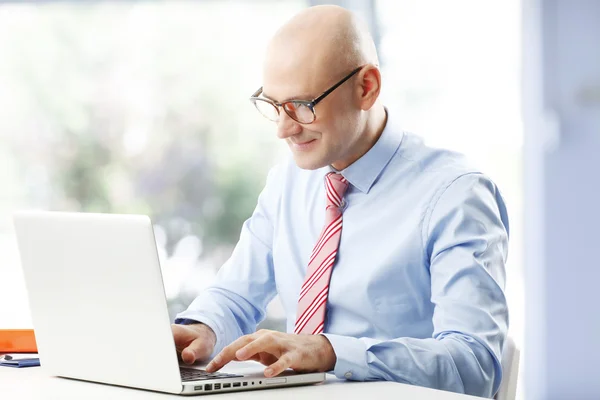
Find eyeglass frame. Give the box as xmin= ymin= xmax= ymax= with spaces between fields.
xmin=249 ymin=65 xmax=365 ymax=124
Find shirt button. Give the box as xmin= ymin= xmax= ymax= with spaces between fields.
xmin=344 ymin=372 xmax=353 ymax=379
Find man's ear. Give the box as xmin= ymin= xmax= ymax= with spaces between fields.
xmin=356 ymin=64 xmax=381 ymax=110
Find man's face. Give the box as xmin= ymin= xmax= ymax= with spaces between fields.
xmin=262 ymin=60 xmax=362 ymax=170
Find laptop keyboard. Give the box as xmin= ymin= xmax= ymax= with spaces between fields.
xmin=180 ymin=367 xmax=243 ymax=382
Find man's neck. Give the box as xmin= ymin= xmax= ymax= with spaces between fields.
xmin=365 ymin=104 xmax=388 ymax=148
xmin=331 ymin=104 xmax=388 ymax=171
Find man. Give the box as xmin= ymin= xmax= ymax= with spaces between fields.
xmin=172 ymin=5 xmax=509 ymax=398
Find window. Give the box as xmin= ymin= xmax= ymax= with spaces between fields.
xmin=0 ymin=0 xmax=303 ymax=327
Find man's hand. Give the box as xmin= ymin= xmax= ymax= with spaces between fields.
xmin=205 ymin=329 xmax=336 ymax=377
xmin=172 ymin=323 xmax=217 ymax=365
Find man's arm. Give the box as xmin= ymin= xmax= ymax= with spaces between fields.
xmin=174 ymin=164 xmax=283 ymax=360
xmin=322 ymin=173 xmax=509 ymax=398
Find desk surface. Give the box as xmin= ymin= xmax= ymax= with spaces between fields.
xmin=0 ymin=366 xmax=484 ymax=400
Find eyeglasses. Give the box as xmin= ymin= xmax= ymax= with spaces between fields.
xmin=249 ymin=66 xmax=364 ymax=124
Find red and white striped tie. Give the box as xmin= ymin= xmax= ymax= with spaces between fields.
xmin=294 ymin=172 xmax=349 ymax=335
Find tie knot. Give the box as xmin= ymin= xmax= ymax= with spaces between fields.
xmin=325 ymin=172 xmax=349 ymax=208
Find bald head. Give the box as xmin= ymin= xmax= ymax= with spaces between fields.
xmin=259 ymin=5 xmax=386 ymax=171
xmin=264 ymin=5 xmax=379 ymax=89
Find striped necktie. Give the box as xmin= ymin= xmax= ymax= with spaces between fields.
xmin=294 ymin=172 xmax=349 ymax=335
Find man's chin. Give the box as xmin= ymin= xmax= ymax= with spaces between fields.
xmin=291 ymin=152 xmax=328 ymax=170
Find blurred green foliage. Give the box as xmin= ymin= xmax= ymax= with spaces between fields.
xmin=0 ymin=2 xmax=301 ymax=258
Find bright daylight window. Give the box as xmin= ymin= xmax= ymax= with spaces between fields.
xmin=0 ymin=1 xmax=302 ymax=328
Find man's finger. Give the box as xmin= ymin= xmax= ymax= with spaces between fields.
xmin=182 ymin=337 xmax=212 ymax=365
xmin=206 ymin=335 xmax=254 ymax=372
xmin=264 ymin=353 xmax=295 ymax=377
xmin=181 ymin=347 xmax=198 ymax=365
xmin=235 ymin=334 xmax=279 ymax=361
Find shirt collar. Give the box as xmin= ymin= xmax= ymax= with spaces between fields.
xmin=329 ymin=109 xmax=404 ymax=194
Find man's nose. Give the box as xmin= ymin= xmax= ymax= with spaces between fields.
xmin=276 ymin=111 xmax=303 ymax=139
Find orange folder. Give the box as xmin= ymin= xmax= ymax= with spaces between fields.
xmin=0 ymin=329 xmax=38 ymax=353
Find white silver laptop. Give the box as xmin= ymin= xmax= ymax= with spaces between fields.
xmin=12 ymin=211 xmax=325 ymax=395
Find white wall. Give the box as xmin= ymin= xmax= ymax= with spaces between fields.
xmin=523 ymin=1 xmax=600 ymax=399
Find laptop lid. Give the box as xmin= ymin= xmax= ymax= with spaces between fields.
xmin=13 ymin=211 xmax=183 ymax=394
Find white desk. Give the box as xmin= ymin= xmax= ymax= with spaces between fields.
xmin=0 ymin=366 xmax=484 ymax=399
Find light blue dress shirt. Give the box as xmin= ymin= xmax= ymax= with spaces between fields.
xmin=176 ymin=111 xmax=509 ymax=398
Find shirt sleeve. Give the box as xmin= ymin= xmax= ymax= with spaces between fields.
xmin=175 ymin=164 xmax=283 ymax=358
xmin=323 ymin=173 xmax=509 ymax=398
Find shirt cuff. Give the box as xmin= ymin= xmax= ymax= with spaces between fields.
xmin=322 ymin=333 xmax=369 ymax=381
xmin=174 ymin=315 xmax=225 ymax=359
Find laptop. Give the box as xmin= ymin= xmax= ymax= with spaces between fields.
xmin=12 ymin=210 xmax=325 ymax=395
